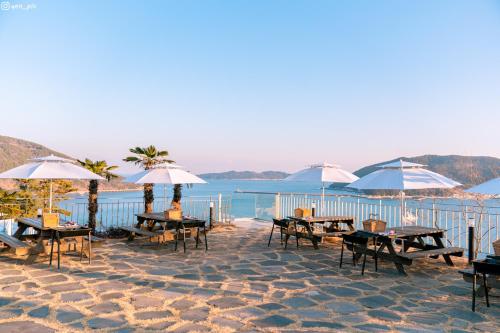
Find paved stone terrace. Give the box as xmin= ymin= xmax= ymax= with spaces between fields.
xmin=0 ymin=221 xmax=498 ymax=333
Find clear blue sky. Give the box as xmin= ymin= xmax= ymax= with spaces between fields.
xmin=1 ymin=0 xmax=499 ymax=174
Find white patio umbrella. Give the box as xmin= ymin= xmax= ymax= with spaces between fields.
xmin=347 ymin=160 xmax=461 ymax=226
xmin=466 ymin=178 xmax=500 ymax=196
xmin=284 ymin=162 xmax=359 ymax=214
xmin=124 ymin=163 xmax=207 ymax=209
xmin=0 ymin=155 xmax=104 ymax=212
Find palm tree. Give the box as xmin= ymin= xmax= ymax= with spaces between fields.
xmin=171 ymin=184 xmax=182 ymax=210
xmin=123 ymin=146 xmax=173 ymax=213
xmin=77 ymin=159 xmax=118 ymax=233
xmin=0 ymin=189 xmax=22 ymax=218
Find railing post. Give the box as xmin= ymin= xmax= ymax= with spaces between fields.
xmin=468 ymin=217 xmax=475 ymax=264
xmin=218 ymin=193 xmax=222 ymax=223
xmin=432 ymin=203 xmax=436 ymax=227
xmin=209 ymin=201 xmax=215 ymax=229
xmin=357 ymin=198 xmax=360 ymax=226
xmin=274 ymin=193 xmax=281 ymax=219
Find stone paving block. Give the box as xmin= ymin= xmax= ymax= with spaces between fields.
xmin=0 ymin=308 xmax=23 ymax=319
xmin=208 ymin=296 xmax=246 ymax=309
xmin=172 ymin=323 xmax=211 ymax=333
xmin=180 ymin=306 xmax=210 ymax=322
xmin=359 ymin=295 xmax=396 ymax=308
xmin=56 ymin=308 xmax=84 ymax=323
xmin=88 ymin=316 xmax=127 ymax=329
xmin=28 ymin=305 xmax=49 ymax=318
xmin=367 ymin=309 xmax=402 ymax=322
xmin=252 ymin=314 xmax=295 ymax=328
xmin=135 ymin=310 xmax=173 ymax=320
xmin=282 ymin=296 xmax=317 ymax=308
xmin=0 ymin=321 xmax=54 ymax=333
xmin=302 ymin=320 xmax=346 ymax=329
xmin=88 ymin=301 xmax=121 ymax=314
xmin=211 ymin=316 xmax=245 ymax=330
xmin=61 ymin=292 xmax=92 ymax=303
xmin=131 ymin=295 xmax=164 ymax=309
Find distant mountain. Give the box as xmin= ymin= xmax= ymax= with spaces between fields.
xmin=353 ymin=155 xmax=500 ymax=188
xmin=200 ymin=170 xmax=290 ymax=180
xmin=0 ymin=135 xmax=139 ymax=192
xmin=0 ymin=135 xmax=69 ymax=172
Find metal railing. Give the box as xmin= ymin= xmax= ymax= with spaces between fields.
xmin=238 ymin=191 xmax=500 ymax=256
xmin=0 ymin=194 xmax=232 ymax=234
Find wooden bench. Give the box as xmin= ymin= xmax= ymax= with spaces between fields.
xmin=400 ymin=247 xmax=464 ymax=260
xmin=0 ymin=232 xmax=30 ymax=256
xmin=120 ymin=225 xmax=162 ymax=241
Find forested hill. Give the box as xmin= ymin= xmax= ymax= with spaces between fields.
xmin=0 ymin=135 xmax=138 ymax=192
xmin=0 ymin=135 xmax=69 ymax=172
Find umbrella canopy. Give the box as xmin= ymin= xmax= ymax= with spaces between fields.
xmin=466 ymin=178 xmax=500 ymax=196
xmin=0 ymin=155 xmax=104 ymax=180
xmin=347 ymin=160 xmax=461 ymax=227
xmin=124 ymin=164 xmax=206 ymax=185
xmin=0 ymin=154 xmax=104 ymax=212
xmin=284 ymin=162 xmax=359 ymax=184
xmin=347 ymin=160 xmax=461 ymax=191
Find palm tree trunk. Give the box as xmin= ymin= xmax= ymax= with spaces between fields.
xmin=144 ymin=183 xmax=154 ymax=213
xmin=88 ymin=179 xmax=99 ymax=234
xmin=171 ymin=184 xmax=182 ymax=210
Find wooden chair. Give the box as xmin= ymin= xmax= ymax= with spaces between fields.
xmin=268 ymin=219 xmax=299 ymax=249
xmin=340 ymin=231 xmax=378 ymax=275
xmin=472 ymin=256 xmax=500 ymax=312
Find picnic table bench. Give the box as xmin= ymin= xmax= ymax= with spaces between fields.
xmin=288 ymin=216 xmax=355 ymax=249
xmin=0 ymin=232 xmax=30 ymax=256
xmin=346 ymin=226 xmax=464 ymax=275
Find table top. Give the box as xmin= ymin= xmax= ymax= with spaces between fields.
xmin=288 ymin=216 xmax=355 ymax=223
xmin=383 ymin=226 xmax=444 ymax=238
xmin=135 ymin=212 xmax=205 ymax=223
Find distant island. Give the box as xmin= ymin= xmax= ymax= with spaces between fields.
xmin=199 ymin=170 xmax=290 ymax=180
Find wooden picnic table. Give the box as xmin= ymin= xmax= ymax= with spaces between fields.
xmin=288 ymin=216 xmax=355 ymax=249
xmin=12 ymin=218 xmax=93 ymax=265
xmin=119 ymin=213 xmax=208 ymax=252
xmin=348 ymin=226 xmax=464 ymax=275
xmin=49 ymin=226 xmax=92 ymax=270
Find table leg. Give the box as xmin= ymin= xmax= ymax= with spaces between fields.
xmin=25 ymin=232 xmax=46 ymax=265
xmin=304 ymin=223 xmax=319 ymax=250
xmin=294 ymin=221 xmax=299 ymax=249
xmin=135 ymin=216 xmax=145 ymax=228
xmin=433 ymin=235 xmax=454 ymax=266
xmin=56 ymin=231 xmax=61 ymax=270
xmin=183 ymin=225 xmax=186 ymax=253
xmin=174 ymin=224 xmax=179 ymax=251
xmin=80 ymin=236 xmax=84 ymax=262
xmin=88 ymin=231 xmax=91 ymax=265
xmin=13 ymin=223 xmax=28 ymax=239
xmin=196 ymin=227 xmax=200 ymax=248
xmin=204 ymin=225 xmax=208 ymax=251
xmin=386 ymin=240 xmax=407 ymax=275
xmin=49 ymin=230 xmax=55 ymax=267
xmin=348 ymin=221 xmax=355 ymax=232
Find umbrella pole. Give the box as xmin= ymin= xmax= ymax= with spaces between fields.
xmin=400 ymin=191 xmax=404 ymax=228
xmin=49 ymin=179 xmax=53 ymax=213
xmin=321 ymin=183 xmax=325 ymax=216
xmin=164 ymin=184 xmax=167 ymax=210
